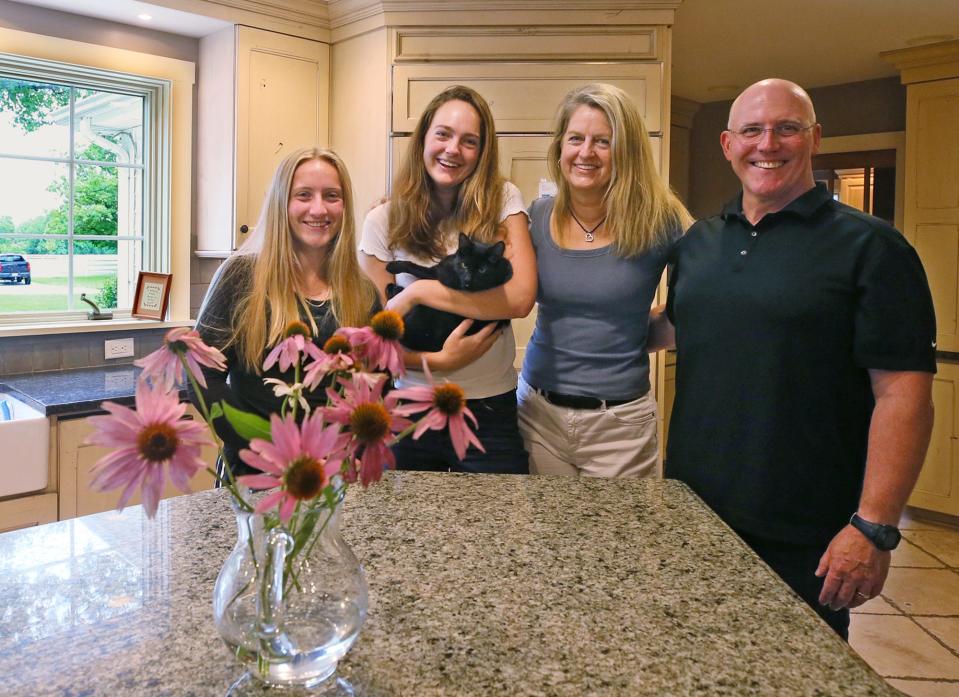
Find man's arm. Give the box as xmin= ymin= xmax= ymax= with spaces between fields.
xmin=816 ymin=369 xmax=934 ymax=610
xmin=647 ymin=303 xmax=676 ymax=352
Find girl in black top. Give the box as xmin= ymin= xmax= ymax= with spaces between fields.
xmin=193 ymin=147 xmax=378 ymax=476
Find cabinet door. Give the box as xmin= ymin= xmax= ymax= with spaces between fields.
xmin=904 ymin=78 xmax=959 ymax=352
xmin=58 ymin=405 xmax=218 ymax=520
xmin=909 ymin=361 xmax=959 ymax=515
xmin=235 ymin=27 xmax=330 ymax=249
xmin=0 ymin=493 xmax=57 ymax=533
xmin=393 ymin=62 xmax=662 ymax=134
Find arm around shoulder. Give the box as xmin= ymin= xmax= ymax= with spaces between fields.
xmin=647 ymin=303 xmax=675 ymax=352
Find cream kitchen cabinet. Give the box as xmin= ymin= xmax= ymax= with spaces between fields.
xmin=0 ymin=493 xmax=58 ymax=533
xmin=909 ymin=361 xmax=959 ymax=516
xmin=900 ymin=76 xmax=959 ymax=353
xmin=57 ymin=405 xmax=218 ymax=521
xmin=392 ymin=62 xmax=662 ymax=134
xmin=881 ymin=40 xmax=959 ymax=515
xmin=197 ymin=25 xmax=330 ymax=255
xmin=882 ymin=41 xmax=959 ymax=352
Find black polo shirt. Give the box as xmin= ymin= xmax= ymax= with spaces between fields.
xmin=665 ymin=183 xmax=936 ymax=546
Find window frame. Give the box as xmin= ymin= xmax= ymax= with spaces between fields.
xmin=0 ymin=26 xmax=193 ymax=332
xmin=0 ymin=52 xmax=172 ymax=325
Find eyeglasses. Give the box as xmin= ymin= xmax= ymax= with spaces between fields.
xmin=726 ymin=123 xmax=815 ymax=142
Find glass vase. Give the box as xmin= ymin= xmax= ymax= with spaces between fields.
xmin=213 ymin=488 xmax=368 ymax=689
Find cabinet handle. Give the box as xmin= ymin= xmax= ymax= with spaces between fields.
xmin=240 ymin=225 xmax=249 ymax=234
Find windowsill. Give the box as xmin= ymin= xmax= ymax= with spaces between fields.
xmin=0 ymin=318 xmax=193 ymax=338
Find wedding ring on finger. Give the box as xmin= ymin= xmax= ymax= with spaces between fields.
xmin=855 ymin=591 xmax=871 ymax=600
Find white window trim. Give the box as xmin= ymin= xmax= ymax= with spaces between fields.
xmin=0 ymin=26 xmax=195 ymax=325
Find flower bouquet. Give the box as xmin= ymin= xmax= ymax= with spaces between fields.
xmin=85 ymin=310 xmax=481 ymax=689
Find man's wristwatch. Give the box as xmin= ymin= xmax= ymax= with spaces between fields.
xmin=849 ymin=512 xmax=902 ymax=551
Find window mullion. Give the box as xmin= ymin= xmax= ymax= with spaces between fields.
xmin=67 ymin=86 xmax=76 ymax=312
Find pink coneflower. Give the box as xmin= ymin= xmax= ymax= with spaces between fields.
xmin=86 ymin=382 xmax=213 ymax=517
xmin=263 ymin=321 xmax=323 ymax=373
xmin=338 ymin=310 xmax=405 ymax=377
xmin=134 ymin=326 xmax=227 ymax=391
xmin=325 ymin=374 xmax=410 ymax=486
xmin=302 ymin=334 xmax=356 ymax=391
xmin=392 ymin=361 xmax=483 ymax=460
xmin=237 ymin=412 xmax=345 ymax=522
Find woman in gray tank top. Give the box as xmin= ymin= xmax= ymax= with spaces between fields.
xmin=517 ymin=83 xmax=691 ymax=478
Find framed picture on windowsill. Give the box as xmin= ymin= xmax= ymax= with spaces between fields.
xmin=132 ymin=272 xmax=172 ymax=320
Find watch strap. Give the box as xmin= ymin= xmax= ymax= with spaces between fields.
xmin=849 ymin=512 xmax=901 ymax=551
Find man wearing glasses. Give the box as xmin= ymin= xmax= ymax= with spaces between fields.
xmin=657 ymin=78 xmax=936 ymax=639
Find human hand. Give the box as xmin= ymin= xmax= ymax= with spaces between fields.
xmin=431 ymin=320 xmax=500 ymax=372
xmin=385 ymin=283 xmax=421 ymax=319
xmin=815 ymin=525 xmax=891 ymax=610
xmin=367 ymin=194 xmax=389 ymax=212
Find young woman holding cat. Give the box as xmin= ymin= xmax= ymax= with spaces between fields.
xmin=517 ymin=83 xmax=692 ymax=478
xmin=194 ymin=147 xmax=379 ymax=477
xmin=358 ymin=85 xmax=536 ymax=474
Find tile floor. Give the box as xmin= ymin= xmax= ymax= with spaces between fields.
xmin=849 ymin=509 xmax=959 ymax=696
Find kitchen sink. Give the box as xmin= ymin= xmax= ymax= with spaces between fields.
xmin=0 ymin=393 xmax=49 ymax=497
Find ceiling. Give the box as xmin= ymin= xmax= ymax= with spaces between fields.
xmin=6 ymin=0 xmax=228 ymax=37
xmin=672 ymin=0 xmax=959 ymax=103
xmin=6 ymin=0 xmax=959 ymax=103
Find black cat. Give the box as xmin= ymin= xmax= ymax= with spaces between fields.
xmin=385 ymin=233 xmax=512 ymax=353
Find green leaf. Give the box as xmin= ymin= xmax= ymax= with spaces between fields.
xmin=222 ymin=402 xmax=271 ymax=441
xmin=291 ymin=507 xmax=323 ymax=560
xmin=209 ymin=401 xmax=224 ymax=421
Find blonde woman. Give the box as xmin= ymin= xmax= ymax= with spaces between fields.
xmin=194 ymin=147 xmax=379 ymax=476
xmin=518 ymin=83 xmax=692 ymax=478
xmin=359 ymin=85 xmax=536 ymax=474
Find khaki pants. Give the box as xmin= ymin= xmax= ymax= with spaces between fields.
xmin=517 ymin=376 xmax=660 ymax=478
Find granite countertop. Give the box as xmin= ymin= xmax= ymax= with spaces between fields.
xmin=0 ymin=365 xmax=186 ymax=416
xmin=0 ymin=473 xmax=898 ymax=696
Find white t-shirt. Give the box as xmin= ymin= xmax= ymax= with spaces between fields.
xmin=359 ymin=181 xmax=527 ymax=398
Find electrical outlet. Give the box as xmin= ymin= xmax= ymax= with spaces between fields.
xmin=104 ymin=338 xmax=134 ymax=360
xmin=104 ymin=370 xmax=135 ymax=392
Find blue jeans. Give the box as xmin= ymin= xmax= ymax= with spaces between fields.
xmin=393 ymin=389 xmax=529 ymax=474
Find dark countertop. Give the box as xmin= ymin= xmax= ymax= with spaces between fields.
xmin=0 ymin=365 xmax=186 ymax=416
xmin=0 ymin=473 xmax=898 ymax=696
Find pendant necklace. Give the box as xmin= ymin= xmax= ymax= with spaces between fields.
xmin=570 ymin=211 xmax=606 ymax=243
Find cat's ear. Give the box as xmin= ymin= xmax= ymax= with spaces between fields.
xmin=458 ymin=232 xmax=471 ymax=249
xmin=490 ymin=240 xmax=506 ymax=258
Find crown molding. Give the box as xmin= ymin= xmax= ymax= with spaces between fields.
xmin=327 ymin=0 xmax=681 ymax=30
xmin=149 ymin=0 xmax=679 ymax=41
xmin=880 ymin=39 xmax=959 ymax=84
xmin=147 ymin=0 xmax=330 ymax=38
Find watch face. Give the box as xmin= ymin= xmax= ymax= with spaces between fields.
xmin=877 ymin=526 xmax=901 ymax=550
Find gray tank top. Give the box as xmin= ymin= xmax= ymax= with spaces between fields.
xmin=521 ymin=196 xmax=675 ymax=399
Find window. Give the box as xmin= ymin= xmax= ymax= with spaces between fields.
xmin=0 ymin=52 xmax=172 ymax=323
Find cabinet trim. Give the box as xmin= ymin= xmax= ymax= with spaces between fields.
xmin=392 ymin=26 xmax=658 ymax=62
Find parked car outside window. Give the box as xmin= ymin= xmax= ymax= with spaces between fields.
xmin=0 ymin=254 xmax=30 ymax=285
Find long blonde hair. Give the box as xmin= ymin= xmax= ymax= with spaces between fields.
xmin=547 ymin=83 xmax=692 ymax=256
xmin=389 ymin=85 xmax=504 ymax=260
xmin=229 ymin=147 xmax=377 ymax=372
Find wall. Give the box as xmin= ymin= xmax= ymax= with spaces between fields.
xmin=0 ymin=0 xmax=199 ymax=376
xmin=0 ymin=328 xmax=168 ymax=376
xmin=0 ymin=0 xmax=198 ymax=62
xmin=687 ymin=77 xmax=906 ymax=219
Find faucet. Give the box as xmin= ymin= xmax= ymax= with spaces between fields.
xmin=80 ymin=293 xmax=113 ymax=320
